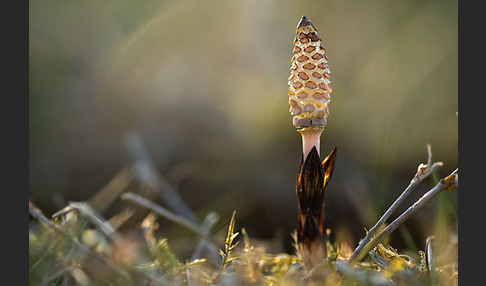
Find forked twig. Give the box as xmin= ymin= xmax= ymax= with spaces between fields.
xmin=348 ymin=168 xmax=457 ymax=265
xmin=348 ymin=145 xmax=443 ymax=265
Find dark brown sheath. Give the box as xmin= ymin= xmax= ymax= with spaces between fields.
xmin=296 ymin=146 xmax=336 ymax=270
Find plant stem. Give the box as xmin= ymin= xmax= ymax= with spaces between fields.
xmin=29 ymin=201 xmax=133 ymax=280
xmin=121 ymin=192 xmax=218 ymax=246
xmin=298 ymin=128 xmax=324 ymax=158
xmin=348 ymin=168 xmax=457 ymax=265
xmin=191 ymin=212 xmax=220 ymax=262
xmin=347 ymin=145 xmax=442 ymax=265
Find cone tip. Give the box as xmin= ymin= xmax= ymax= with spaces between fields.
xmin=297 ymin=15 xmax=317 ymax=30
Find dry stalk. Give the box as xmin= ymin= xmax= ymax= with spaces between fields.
xmin=191 ymin=211 xmax=220 ymax=262
xmin=86 ymin=165 xmax=134 ymax=213
xmin=51 ymin=201 xmax=122 ymax=244
xmin=29 ymin=201 xmax=133 ymax=280
xmin=125 ymin=130 xmax=198 ymax=222
xmin=348 ymin=145 xmax=444 ymax=265
xmin=121 ymin=192 xmax=218 ymax=247
xmin=425 ymin=236 xmax=436 ymax=281
xmin=348 ymin=168 xmax=458 ymax=265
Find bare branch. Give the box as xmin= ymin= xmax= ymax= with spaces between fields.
xmin=348 ymin=145 xmax=444 ymax=265
xmin=348 ymin=168 xmax=457 ymax=265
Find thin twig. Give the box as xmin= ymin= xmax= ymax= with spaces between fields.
xmin=121 ymin=192 xmax=218 ymax=247
xmin=348 ymin=145 xmax=443 ymax=265
xmin=348 ymin=169 xmax=457 ymax=265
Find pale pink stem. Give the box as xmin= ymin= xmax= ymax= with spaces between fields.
xmin=298 ymin=128 xmax=324 ymax=159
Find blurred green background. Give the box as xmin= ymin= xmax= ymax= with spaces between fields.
xmin=29 ymin=0 xmax=457 ymax=257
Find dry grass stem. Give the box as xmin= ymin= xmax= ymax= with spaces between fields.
xmin=126 ymin=130 xmax=199 ymax=222
xmin=86 ymin=166 xmax=134 ymax=213
xmin=29 ymin=200 xmax=62 ymax=232
xmin=425 ymin=236 xmax=436 ymax=281
xmin=121 ymin=192 xmax=217 ymax=246
xmin=51 ymin=202 xmax=122 ymax=243
xmin=191 ymin=212 xmax=220 ymax=262
xmin=29 ymin=201 xmax=134 ymax=282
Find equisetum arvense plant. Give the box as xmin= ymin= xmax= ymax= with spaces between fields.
xmin=289 ymin=15 xmax=332 ymax=159
xmin=289 ymin=16 xmax=337 ymax=271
